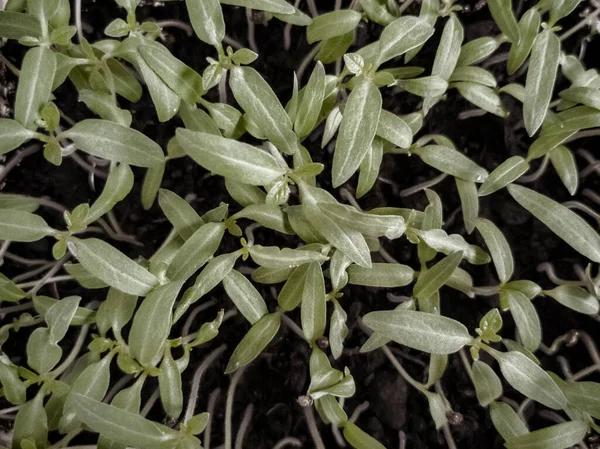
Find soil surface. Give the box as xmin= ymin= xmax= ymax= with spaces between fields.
xmin=1 ymin=1 xmax=600 ymax=448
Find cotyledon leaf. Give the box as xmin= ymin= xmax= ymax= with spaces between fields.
xmin=220 ymin=0 xmax=295 ymax=14
xmin=0 ymin=209 xmax=54 ymax=242
xmin=0 ymin=119 xmax=37 ymax=155
xmin=306 ymin=10 xmax=362 ymax=44
xmin=475 ymin=218 xmax=513 ymax=283
xmin=377 ymin=16 xmax=435 ymax=66
xmin=505 ymin=420 xmax=587 ymax=449
xmin=185 ymin=0 xmax=225 ymax=47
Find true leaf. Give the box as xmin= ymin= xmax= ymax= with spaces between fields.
xmin=0 ymin=119 xmax=37 ymax=155
xmin=507 ymin=8 xmax=541 ymax=75
xmin=141 ymin=163 xmax=165 ymax=210
xmin=248 ymin=244 xmax=328 ymax=268
xmin=306 ymin=10 xmax=362 ymax=44
xmin=507 ymin=184 xmax=600 ymax=262
xmin=479 ymin=156 xmax=529 ymax=196
xmin=343 ymin=422 xmax=386 ymax=449
xmin=0 ymin=193 xmax=39 ymax=212
xmin=544 ymin=285 xmax=599 ymax=315
xmin=430 ymin=14 xmax=463 ymax=82
xmin=475 ymin=218 xmax=513 ymax=283
xmin=159 ymin=346 xmax=183 ymax=419
xmin=377 ymin=16 xmax=435 ymax=66
xmin=46 ymin=296 xmax=81 ymax=344
xmin=506 ymin=290 xmax=541 ymax=351
xmin=376 ymin=110 xmax=413 ymax=149
xmin=0 ymin=11 xmax=42 ymax=39
xmin=549 ymin=145 xmax=578 ymax=196
xmin=405 ymin=0 xmax=439 ymax=62
xmin=487 ymin=0 xmax=520 ymax=43
xmin=505 ymin=420 xmax=587 ymax=449
xmin=95 ymin=288 xmax=138 ymax=337
xmin=27 ymin=328 xmax=62 ymax=374
xmin=330 ymin=298 xmax=348 ymax=359
xmin=185 ymin=0 xmax=225 ymax=47
xmin=455 ymin=178 xmax=479 ymax=234
xmin=0 ymin=357 xmax=26 ymax=405
xmin=398 ymin=76 xmax=448 ymax=97
xmin=12 ymin=392 xmax=48 ymax=449
xmin=357 ymin=137 xmax=383 ymax=198
xmin=79 ymin=89 xmax=132 ymax=127
xmin=412 ymin=145 xmax=488 ymax=182
xmin=300 ymin=261 xmax=326 ymax=342
xmin=489 ymin=401 xmax=529 ymax=440
xmin=158 ymin=189 xmax=204 ymax=241
xmin=362 ymin=309 xmax=472 ymax=354
xmin=347 ymin=263 xmax=415 ymax=288
xmin=563 ymin=381 xmax=600 ymax=419
xmin=0 ymin=209 xmax=53 ymax=242
xmin=176 ymin=129 xmax=285 ymax=185
xmin=85 ymin=163 xmax=134 ymax=225
xmin=223 ymin=270 xmax=268 ymax=324
xmin=472 ymin=360 xmax=503 ymax=406
xmin=413 ymin=251 xmax=463 ymax=300
xmin=295 ymin=61 xmax=326 ymax=138
xmin=320 ymin=203 xmax=406 ymax=239
xmin=454 ymin=82 xmax=507 ymax=117
xmin=457 ymin=37 xmax=499 ymax=66
xmin=414 ymin=229 xmax=490 ymax=264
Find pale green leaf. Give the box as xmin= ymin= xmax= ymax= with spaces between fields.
xmin=307 ymin=10 xmax=362 ymax=44
xmin=544 ymin=285 xmax=599 ymax=315
xmin=158 ymin=346 xmax=183 ymax=419
xmin=347 ymin=263 xmax=415 ymax=287
xmin=0 ymin=119 xmax=36 ymax=155
xmin=473 ymin=360 xmax=503 ymax=406
xmin=455 ymin=178 xmax=478 ymax=234
xmin=457 ymin=36 xmax=500 ymax=66
xmin=563 ymin=381 xmax=600 ymax=419
xmin=507 ymin=8 xmax=541 ymax=75
xmin=185 ymin=0 xmax=224 ymax=47
xmin=475 ymin=218 xmax=513 ymax=283
xmin=46 ymin=296 xmax=81 ymax=344
xmin=85 ymin=163 xmax=134 ymax=225
xmin=398 ymin=75 xmax=448 ymax=97
xmin=413 ymin=251 xmax=463 ymax=300
xmin=277 ymin=264 xmax=309 ymax=311
xmin=487 ymin=0 xmax=520 ymax=42
xmin=141 ymin=163 xmax=165 ymax=210
xmin=405 ymin=0 xmax=439 ymax=62
xmin=549 ymin=145 xmax=578 ymax=195
xmin=301 ymin=261 xmax=326 ymax=342
xmin=479 ymin=156 xmax=529 ymax=196
xmin=13 ymin=393 xmax=47 ymax=449
xmin=450 ymin=66 xmax=497 ymax=87
xmin=376 ymin=110 xmax=413 ymax=149
xmin=295 ymin=62 xmax=326 ymax=138
xmin=158 ymin=188 xmax=204 ymax=241
xmin=223 ymin=270 xmax=268 ymax=324
xmin=414 ymin=229 xmax=490 ymax=264
xmin=0 ymin=209 xmax=53 ymax=242
xmin=0 ymin=11 xmax=42 ymax=39
xmin=454 ymin=82 xmax=507 ymax=117
xmin=489 ymin=401 xmax=529 ymax=441
xmin=79 ymin=89 xmax=132 ymax=127
xmin=95 ymin=288 xmax=138 ymax=337
xmin=412 ymin=145 xmax=488 ymax=182
xmin=506 ymin=290 xmax=541 ymax=351
xmin=377 ymin=16 xmax=435 ymax=66
xmin=505 ymin=420 xmax=587 ymax=449
xmin=220 ymin=0 xmax=294 ymax=14
xmin=357 ymin=137 xmax=383 ymax=198
xmin=343 ymin=422 xmax=386 ymax=449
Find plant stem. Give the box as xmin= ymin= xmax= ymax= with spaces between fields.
xmin=225 ymin=365 xmax=247 ymax=449
xmin=560 ymin=7 xmax=600 ymax=40
xmin=303 ymin=405 xmax=325 ymax=449
xmin=204 ymin=388 xmax=221 ymax=449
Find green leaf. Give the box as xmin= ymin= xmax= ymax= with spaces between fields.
xmin=412 ymin=145 xmax=488 ymax=182
xmin=475 ymin=218 xmax=513 ymax=283
xmin=505 ymin=421 xmax=587 ymax=449
xmin=413 ymin=251 xmax=463 ymax=300
xmin=330 ymin=298 xmax=348 ymax=359
xmin=431 ymin=14 xmax=463 ymax=82
xmin=71 ymin=394 xmax=180 ymax=449
xmin=225 ymin=312 xmax=281 ymax=373
xmin=413 ymin=229 xmax=490 ymax=264
xmin=316 ymin=31 xmax=355 ymax=64
xmin=176 ymin=129 xmax=285 ymax=185
xmin=507 ymin=184 xmax=600 ymax=262
xmin=347 ymin=263 xmax=415 ymax=288
xmin=45 ymin=295 xmax=81 ymax=344
xmin=320 ymin=203 xmax=406 ymax=239
xmin=248 ymin=244 xmax=328 ymax=269
xmin=457 ymin=36 xmax=500 ymax=66
xmin=0 ymin=193 xmax=39 ymax=212
xmin=549 ymin=0 xmax=583 ymax=25
xmin=357 ymin=137 xmax=383 ymax=198
xmin=343 ymin=422 xmax=386 ymax=449
xmin=524 ymin=30 xmax=560 ymax=136
xmin=79 ymin=89 xmax=132 ymax=127
xmin=0 ymin=119 xmax=36 ymax=155
xmin=0 ymin=273 xmax=26 ymax=303
xmin=232 ymin=204 xmax=294 ymax=235
xmin=307 ymin=10 xmax=362 ymax=44
xmin=223 ymin=270 xmax=268 ymax=324
xmin=455 ymin=178 xmax=478 ymax=234
xmin=489 ymin=401 xmax=529 ymax=441
xmin=502 ymin=339 xmax=541 ymax=364
xmin=62 ymin=119 xmax=164 ymax=167
xmin=15 ymin=46 xmax=56 ymax=130
xmin=272 ymin=6 xmax=312 ymax=25
xmin=544 ymin=285 xmax=599 ymax=315
xmin=295 ymin=62 xmax=326 ymax=138
xmin=95 ymin=288 xmax=138 ymax=338
xmin=229 ymin=66 xmax=297 ymax=155
xmin=332 ymin=78 xmax=381 ymax=187
xmin=276 ymin=264 xmax=309 ymax=312
xmin=479 ymin=156 xmax=529 ymax=196
xmin=377 ymin=16 xmax=435 ymax=66
xmin=180 ymin=103 xmax=221 ymax=135
xmin=220 ymin=0 xmax=294 ymax=14
xmin=0 ymin=209 xmax=53 ymax=242
xmin=563 ymin=381 xmax=600 ymax=419
xmin=185 ymin=0 xmax=224 ymax=47
xmin=166 ymin=222 xmax=225 ymax=281
xmin=506 ymin=290 xmax=541 ymax=351
xmin=83 ymin=164 xmax=134 ymax=226
xmin=141 ymin=163 xmax=165 ymax=210
xmin=301 ymin=262 xmax=326 ymax=342
xmin=12 ymin=392 xmax=47 ymax=449
xmin=63 ymin=263 xmax=107 ymax=289
xmin=376 ymin=110 xmax=413 ymax=149
xmin=159 ymin=346 xmax=183 ymax=419
xmin=129 ymin=281 xmax=184 ymax=367
xmin=454 ymin=82 xmax=507 ymax=117
xmin=0 ymin=11 xmax=42 ymax=39
xmin=358 ymin=0 xmax=395 ymax=25
xmin=548 ymin=145 xmax=578 ymax=196
xmin=0 ymin=356 xmax=26 ymax=405
xmin=405 ymin=0 xmax=439 ymax=62
xmin=27 ymin=328 xmax=62 ymax=374
xmin=473 ymin=360 xmax=503 ymax=406
xmin=158 ymin=189 xmax=204 ymax=241
xmin=507 ymin=8 xmax=541 ymax=75
xmin=363 ymin=309 xmax=472 ymax=354
xmin=398 ymin=75 xmax=448 ymax=97
xmin=559 ymin=86 xmax=600 ymax=111
xmin=495 ymin=351 xmax=567 ymax=409
xmin=450 ymin=66 xmax=497 ymax=87
xmin=487 ymin=0 xmax=520 ymax=42
xmin=107 ymin=59 xmax=143 ymax=102
xmin=225 ymin=179 xmax=266 ymax=207
xmin=74 ymin=238 xmax=159 ymax=296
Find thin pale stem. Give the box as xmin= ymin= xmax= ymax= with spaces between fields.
xmin=75 ymin=0 xmax=83 ymax=42
xmin=155 ymin=19 xmax=193 ymax=36
xmin=272 ymin=437 xmax=302 ymax=449
xmin=303 ymin=405 xmax=326 ymax=449
xmin=0 ymin=145 xmax=40 ymax=184
xmin=0 ymin=52 xmax=20 ymax=76
xmin=234 ymin=404 xmax=254 ymax=449
xmin=400 ymin=173 xmax=448 ymax=197
xmin=225 ymin=365 xmax=248 ymax=449
xmin=537 ymin=262 xmax=586 ymax=286
xmin=204 ymin=388 xmax=221 ymax=449
xmin=349 ymin=401 xmax=370 ymax=423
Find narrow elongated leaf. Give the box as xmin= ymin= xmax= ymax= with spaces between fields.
xmin=0 ymin=194 xmax=39 ymax=212
xmin=473 ymin=361 xmax=503 ymax=406
xmin=495 ymin=351 xmax=567 ymax=409
xmin=347 ymin=263 xmax=415 ymax=287
xmin=107 ymin=58 xmax=143 ymax=102
xmin=0 ymin=209 xmax=53 ymax=242
xmin=158 ymin=189 xmax=204 ymax=240
xmin=64 ymin=263 xmax=108 ymax=289
xmin=232 ymin=204 xmax=294 ymax=235
xmin=0 ymin=273 xmax=27 ymax=302
xmin=549 ymin=0 xmax=583 ymax=25
xmin=454 ymin=82 xmax=507 ymax=117
xmin=457 ymin=37 xmax=499 ymax=66
xmin=273 ymin=7 xmax=312 ymax=26
xmin=0 ymin=11 xmax=42 ymax=39
xmin=487 ymin=0 xmax=520 ymax=43
xmin=248 ymin=244 xmax=328 ymax=268
xmin=141 ymin=163 xmax=165 ymax=210
xmin=489 ymin=401 xmax=529 ymax=441
xmin=46 ymin=296 xmax=81 ymax=344
xmin=431 ymin=14 xmax=463 ymax=81
xmin=307 ymin=10 xmax=362 ymax=44
xmin=507 ymin=184 xmax=600 ymax=262
xmin=185 ymin=0 xmax=224 ymax=47
xmin=363 ymin=309 xmax=472 ymax=354
xmin=176 ymin=128 xmax=285 ymax=185
xmin=159 ymin=347 xmax=183 ymax=419
xmin=455 ymin=178 xmax=478 ymax=234
xmin=220 ymin=0 xmax=294 ymax=14
xmin=139 ymin=43 xmax=203 ymax=104
xmin=301 ymin=262 xmax=326 ymax=342
xmin=79 ymin=89 xmax=132 ymax=127
xmin=414 ymin=229 xmax=490 ymax=264
xmin=166 ymin=222 xmax=225 ymax=281
xmin=524 ymin=31 xmax=560 ymax=136
xmin=450 ymin=66 xmax=497 ymax=87
xmin=559 ymin=86 xmax=600 ymax=110
xmin=398 ymin=76 xmax=448 ymax=97
xmin=62 ymin=119 xmax=164 ymax=167
xmin=479 ymin=156 xmax=529 ymax=196
xmin=329 ymin=298 xmax=348 ymax=359
xmin=357 ymin=137 xmax=383 ymax=198
xmin=377 ymin=16 xmax=435 ymax=66
xmin=406 ymin=0 xmax=439 ymax=62
xmin=332 ymin=79 xmax=381 ymax=187
xmin=295 ymin=62 xmax=326 ymax=138
xmin=223 ymin=270 xmax=268 ymax=324
xmin=475 ymin=218 xmax=513 ymax=283
xmin=15 ymin=46 xmax=56 ymax=130
xmin=129 ymin=281 xmax=184 ymax=367
xmin=225 ymin=312 xmax=281 ymax=373
xmin=413 ymin=251 xmax=463 ymax=300
xmin=506 ymin=290 xmax=541 ymax=351
xmin=85 ymin=163 xmax=134 ymax=225
xmin=412 ymin=145 xmax=488 ymax=182
xmin=277 ymin=264 xmax=309 ymax=311
xmin=544 ymin=285 xmax=599 ymax=315
xmin=508 ymin=8 xmax=541 ymax=75
xmin=0 ymin=119 xmax=36 ymax=155
xmin=74 ymin=238 xmax=159 ymax=296
xmin=72 ymin=394 xmax=180 ymax=449
xmin=505 ymin=421 xmax=587 ymax=449
xmin=320 ymin=203 xmax=406 ymax=239
xmin=343 ymin=422 xmax=386 ymax=449
xmin=229 ymin=66 xmax=297 ymax=155
xmin=563 ymin=381 xmax=600 ymax=419
xmin=549 ymin=145 xmax=578 ymax=196
xmin=376 ymin=110 xmax=413 ymax=149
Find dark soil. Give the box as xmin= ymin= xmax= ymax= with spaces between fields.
xmin=1 ymin=1 xmax=600 ymax=448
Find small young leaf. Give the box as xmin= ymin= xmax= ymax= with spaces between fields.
xmin=489 ymin=401 xmax=529 ymax=441
xmin=185 ymin=0 xmax=224 ymax=47
xmin=347 ymin=263 xmax=415 ymax=288
xmin=159 ymin=346 xmax=183 ymax=419
xmin=129 ymin=281 xmax=184 ymax=367
xmin=507 ymin=8 xmax=541 ymax=75
xmin=225 ymin=312 xmax=281 ymax=374
xmin=413 ymin=251 xmax=463 ymax=300
xmin=74 ymin=238 xmax=159 ymax=296
xmin=0 ymin=209 xmax=53 ymax=242
xmin=505 ymin=420 xmax=587 ymax=449
xmin=295 ymin=61 xmax=326 ymax=138
xmin=412 ymin=145 xmax=488 ymax=182
xmin=487 ymin=0 xmax=520 ymax=43
xmin=544 ymin=285 xmax=600 ymax=315
xmin=548 ymin=145 xmax=578 ymax=196
xmin=377 ymin=16 xmax=435 ymax=66
xmin=363 ymin=309 xmax=472 ymax=354
xmin=475 ymin=218 xmax=513 ymax=283
xmin=507 ymin=184 xmax=600 ymax=262
xmin=176 ymin=129 xmax=285 ymax=185
xmin=524 ymin=31 xmax=560 ymax=136
xmin=306 ymin=10 xmax=362 ymax=44
xmin=332 ymin=78 xmax=381 ymax=187
xmin=223 ymin=270 xmax=268 ymax=324
xmin=301 ymin=262 xmax=327 ymax=342
xmin=62 ymin=119 xmax=164 ymax=167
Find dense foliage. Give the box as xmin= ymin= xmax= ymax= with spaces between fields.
xmin=1 ymin=0 xmax=600 ymax=448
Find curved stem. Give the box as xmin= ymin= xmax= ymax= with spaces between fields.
xmin=225 ymin=365 xmax=248 ymax=449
